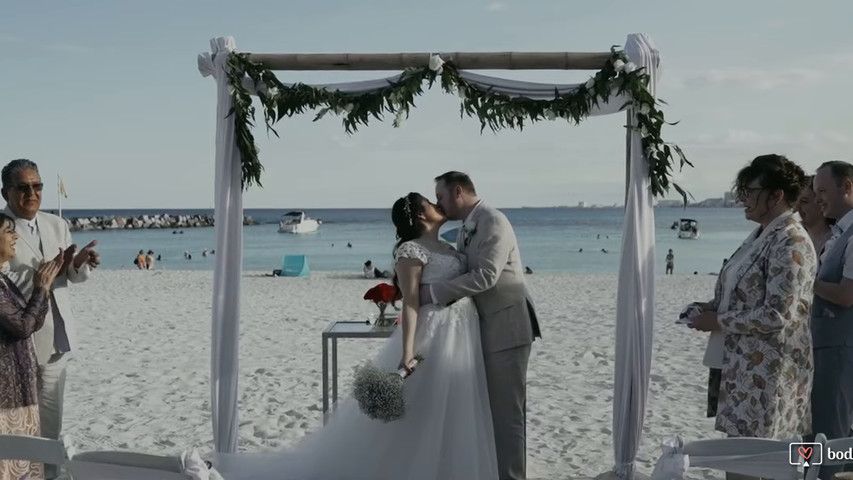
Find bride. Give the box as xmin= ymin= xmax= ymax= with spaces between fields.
xmin=216 ymin=192 xmax=499 ymax=480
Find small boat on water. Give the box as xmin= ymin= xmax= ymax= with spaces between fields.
xmin=278 ymin=211 xmax=320 ymax=234
xmin=677 ymin=218 xmax=701 ymax=240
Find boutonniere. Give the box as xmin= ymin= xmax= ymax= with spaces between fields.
xmin=462 ymin=220 xmax=478 ymax=247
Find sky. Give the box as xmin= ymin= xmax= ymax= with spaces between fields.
xmin=1 ymin=0 xmax=851 ymax=209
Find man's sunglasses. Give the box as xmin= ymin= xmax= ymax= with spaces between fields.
xmin=12 ymin=183 xmax=44 ymax=193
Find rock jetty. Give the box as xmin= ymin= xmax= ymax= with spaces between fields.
xmin=66 ymin=214 xmax=255 ymax=231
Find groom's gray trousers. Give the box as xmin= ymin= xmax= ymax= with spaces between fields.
xmin=484 ymin=343 xmax=531 ymax=480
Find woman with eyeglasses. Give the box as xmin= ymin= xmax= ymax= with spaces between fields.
xmin=687 ymin=155 xmax=815 ymax=476
xmin=0 ymin=213 xmax=63 ymax=480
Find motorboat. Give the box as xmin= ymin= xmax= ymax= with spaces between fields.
xmin=677 ymin=218 xmax=701 ymax=240
xmin=278 ymin=211 xmax=320 ymax=234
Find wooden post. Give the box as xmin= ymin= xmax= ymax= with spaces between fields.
xmin=245 ymin=51 xmax=612 ymax=71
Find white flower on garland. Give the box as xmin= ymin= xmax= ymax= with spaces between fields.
xmin=624 ymin=62 xmax=638 ymax=73
xmin=613 ymin=59 xmax=626 ymax=72
xmin=645 ymin=144 xmax=659 ymax=157
xmin=344 ymin=103 xmax=354 ymax=113
xmin=428 ymin=54 xmax=445 ymax=74
xmin=458 ymin=86 xmax=467 ymax=100
xmin=544 ymin=109 xmax=557 ymax=121
xmin=393 ymin=109 xmax=407 ymax=128
xmin=584 ymin=78 xmax=596 ymax=90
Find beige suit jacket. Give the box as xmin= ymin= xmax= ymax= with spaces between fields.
xmin=431 ymin=203 xmax=541 ymax=353
xmin=3 ymin=207 xmax=90 ymax=364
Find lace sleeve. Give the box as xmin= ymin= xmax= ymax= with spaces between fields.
xmin=395 ymin=241 xmax=429 ymax=265
xmin=0 ymin=283 xmax=49 ymax=340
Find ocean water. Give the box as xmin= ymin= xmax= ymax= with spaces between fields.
xmin=62 ymin=207 xmax=755 ymax=274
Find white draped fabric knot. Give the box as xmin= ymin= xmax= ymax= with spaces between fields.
xmin=181 ymin=449 xmax=226 ymax=480
xmin=650 ymin=436 xmax=689 ymax=480
xmin=197 ymin=37 xmax=237 ymax=79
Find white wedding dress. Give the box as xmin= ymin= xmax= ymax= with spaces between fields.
xmin=216 ymin=241 xmax=499 ymax=480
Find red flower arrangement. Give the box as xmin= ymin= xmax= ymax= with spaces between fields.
xmin=363 ymin=283 xmax=402 ymax=326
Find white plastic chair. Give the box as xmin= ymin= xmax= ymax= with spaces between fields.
xmin=0 ymin=434 xmax=66 ymax=470
xmin=0 ymin=434 xmax=207 ymax=479
xmin=651 ymin=435 xmax=803 ymax=480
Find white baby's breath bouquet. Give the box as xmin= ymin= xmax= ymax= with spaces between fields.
xmin=352 ymin=355 xmax=424 ymax=423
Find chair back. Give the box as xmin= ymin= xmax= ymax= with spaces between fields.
xmin=684 ymin=436 xmax=802 ymax=480
xmin=651 ymin=435 xmax=802 ymax=480
xmin=0 ymin=434 xmax=66 ymax=467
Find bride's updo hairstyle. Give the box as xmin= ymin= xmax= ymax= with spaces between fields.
xmin=391 ymin=192 xmax=428 ymax=296
xmin=392 ymin=192 xmax=428 ymax=252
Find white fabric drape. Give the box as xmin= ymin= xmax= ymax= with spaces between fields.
xmin=611 ymin=33 xmax=659 ymax=479
xmin=198 ymin=36 xmax=243 ymax=454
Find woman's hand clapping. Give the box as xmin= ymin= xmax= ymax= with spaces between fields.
xmin=34 ymin=248 xmax=65 ymax=290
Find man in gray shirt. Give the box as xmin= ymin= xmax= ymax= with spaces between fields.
xmin=811 ymin=160 xmax=853 ymax=477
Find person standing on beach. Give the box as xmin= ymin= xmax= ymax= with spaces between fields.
xmin=665 ymin=249 xmax=674 ymax=275
xmin=425 ymin=171 xmax=541 ymax=480
xmin=1 ymin=159 xmax=100 ymax=480
xmin=135 ymin=249 xmax=146 ymax=269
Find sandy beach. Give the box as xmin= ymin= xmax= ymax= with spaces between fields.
xmin=61 ymin=270 xmax=727 ymax=479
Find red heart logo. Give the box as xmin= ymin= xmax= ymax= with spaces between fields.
xmin=798 ymin=446 xmax=813 ymax=460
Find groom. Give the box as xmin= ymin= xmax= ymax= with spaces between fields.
xmin=422 ymin=171 xmax=541 ymax=480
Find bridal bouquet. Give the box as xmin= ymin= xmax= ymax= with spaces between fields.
xmin=352 ymin=356 xmax=424 ymax=423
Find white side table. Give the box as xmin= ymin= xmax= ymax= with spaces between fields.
xmin=321 ymin=320 xmax=396 ymax=424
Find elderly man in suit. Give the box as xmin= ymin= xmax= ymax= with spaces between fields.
xmin=422 ymin=171 xmax=541 ymax=480
xmin=1 ymin=158 xmax=100 ymax=479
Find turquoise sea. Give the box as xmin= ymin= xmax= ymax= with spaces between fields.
xmin=61 ymin=207 xmax=754 ymax=275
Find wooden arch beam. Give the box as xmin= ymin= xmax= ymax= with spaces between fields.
xmin=245 ymin=51 xmax=612 ymax=71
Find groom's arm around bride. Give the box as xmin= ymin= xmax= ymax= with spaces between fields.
xmin=426 ymin=171 xmax=541 ymax=480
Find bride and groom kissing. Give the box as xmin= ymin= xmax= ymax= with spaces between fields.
xmin=219 ymin=171 xmax=542 ymax=480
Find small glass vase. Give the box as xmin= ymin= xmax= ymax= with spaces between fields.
xmin=374 ymin=303 xmax=396 ymax=327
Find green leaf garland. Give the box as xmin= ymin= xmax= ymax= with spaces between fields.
xmin=225 ymin=48 xmax=691 ymax=203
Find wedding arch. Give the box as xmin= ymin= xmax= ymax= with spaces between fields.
xmin=197 ymin=33 xmax=689 ymax=479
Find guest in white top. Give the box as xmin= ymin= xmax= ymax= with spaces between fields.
xmin=689 ymin=155 xmax=815 ymax=470
xmin=796 ymin=174 xmax=834 ymax=257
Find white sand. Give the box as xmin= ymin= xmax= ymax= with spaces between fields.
xmin=61 ymin=270 xmax=727 ymax=479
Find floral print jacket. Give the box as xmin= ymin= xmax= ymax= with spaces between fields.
xmin=707 ymin=213 xmax=815 ymax=438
